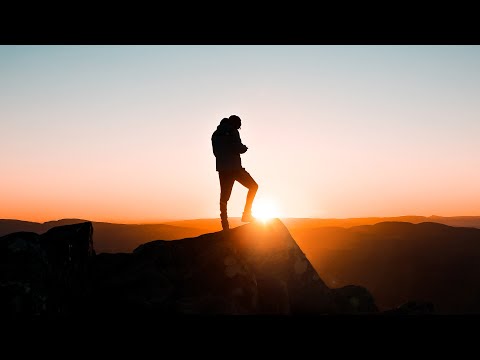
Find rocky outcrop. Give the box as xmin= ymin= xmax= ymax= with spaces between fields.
xmin=0 ymin=222 xmax=94 ymax=316
xmin=1 ymin=219 xmax=379 ymax=316
xmin=88 ymin=219 xmax=379 ymax=315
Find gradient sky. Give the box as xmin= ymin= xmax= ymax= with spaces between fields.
xmin=1 ymin=45 xmax=480 ymax=223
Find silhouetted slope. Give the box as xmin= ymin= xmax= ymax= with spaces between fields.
xmin=428 ymin=216 xmax=480 ymax=228
xmin=0 ymin=219 xmax=378 ymax=316
xmin=295 ymin=221 xmax=480 ymax=313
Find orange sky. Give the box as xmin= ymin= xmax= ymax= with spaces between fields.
xmin=1 ymin=46 xmax=480 ymax=223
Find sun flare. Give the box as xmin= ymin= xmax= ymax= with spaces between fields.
xmin=252 ymin=198 xmax=279 ymax=223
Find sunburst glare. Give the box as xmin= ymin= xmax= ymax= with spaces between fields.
xmin=252 ymin=198 xmax=279 ymax=223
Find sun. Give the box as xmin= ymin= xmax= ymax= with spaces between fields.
xmin=252 ymin=198 xmax=279 ymax=223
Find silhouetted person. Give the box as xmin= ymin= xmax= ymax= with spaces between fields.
xmin=211 ymin=115 xmax=258 ymax=231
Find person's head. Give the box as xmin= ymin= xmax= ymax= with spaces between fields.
xmin=228 ymin=115 xmax=242 ymax=130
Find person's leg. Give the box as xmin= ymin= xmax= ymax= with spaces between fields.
xmin=219 ymin=171 xmax=235 ymax=230
xmin=235 ymin=168 xmax=258 ymax=221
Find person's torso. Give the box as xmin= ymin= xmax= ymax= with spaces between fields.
xmin=212 ymin=125 xmax=242 ymax=171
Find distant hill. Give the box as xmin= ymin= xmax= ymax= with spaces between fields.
xmin=144 ymin=215 xmax=480 ymax=232
xmin=162 ymin=218 xmax=243 ymax=231
xmin=0 ymin=219 xmax=205 ymax=253
xmin=283 ymin=215 xmax=480 ymax=230
xmin=3 ymin=215 xmax=480 ymax=254
xmin=293 ymin=221 xmax=480 ymax=313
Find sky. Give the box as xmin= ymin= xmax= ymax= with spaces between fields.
xmin=1 ymin=45 xmax=480 ymax=223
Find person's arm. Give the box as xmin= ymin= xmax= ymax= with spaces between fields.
xmin=232 ymin=129 xmax=248 ymax=154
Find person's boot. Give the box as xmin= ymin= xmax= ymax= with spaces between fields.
xmin=241 ymin=211 xmax=255 ymax=222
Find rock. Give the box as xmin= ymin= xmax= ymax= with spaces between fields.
xmin=90 ymin=230 xmax=258 ymax=315
xmin=1 ymin=219 xmax=381 ymax=316
xmin=383 ymin=300 xmax=435 ymax=315
xmin=331 ymin=285 xmax=379 ymax=313
xmin=0 ymin=222 xmax=94 ymax=316
xmin=89 ymin=219 xmax=373 ymax=315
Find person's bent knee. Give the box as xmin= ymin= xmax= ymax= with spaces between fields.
xmin=251 ymin=182 xmax=258 ymax=191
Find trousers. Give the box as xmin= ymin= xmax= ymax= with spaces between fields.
xmin=218 ymin=168 xmax=258 ymax=221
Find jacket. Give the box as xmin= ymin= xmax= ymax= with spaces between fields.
xmin=211 ymin=121 xmax=248 ymax=171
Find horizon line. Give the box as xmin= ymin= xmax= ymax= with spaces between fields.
xmin=3 ymin=214 xmax=480 ymax=225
